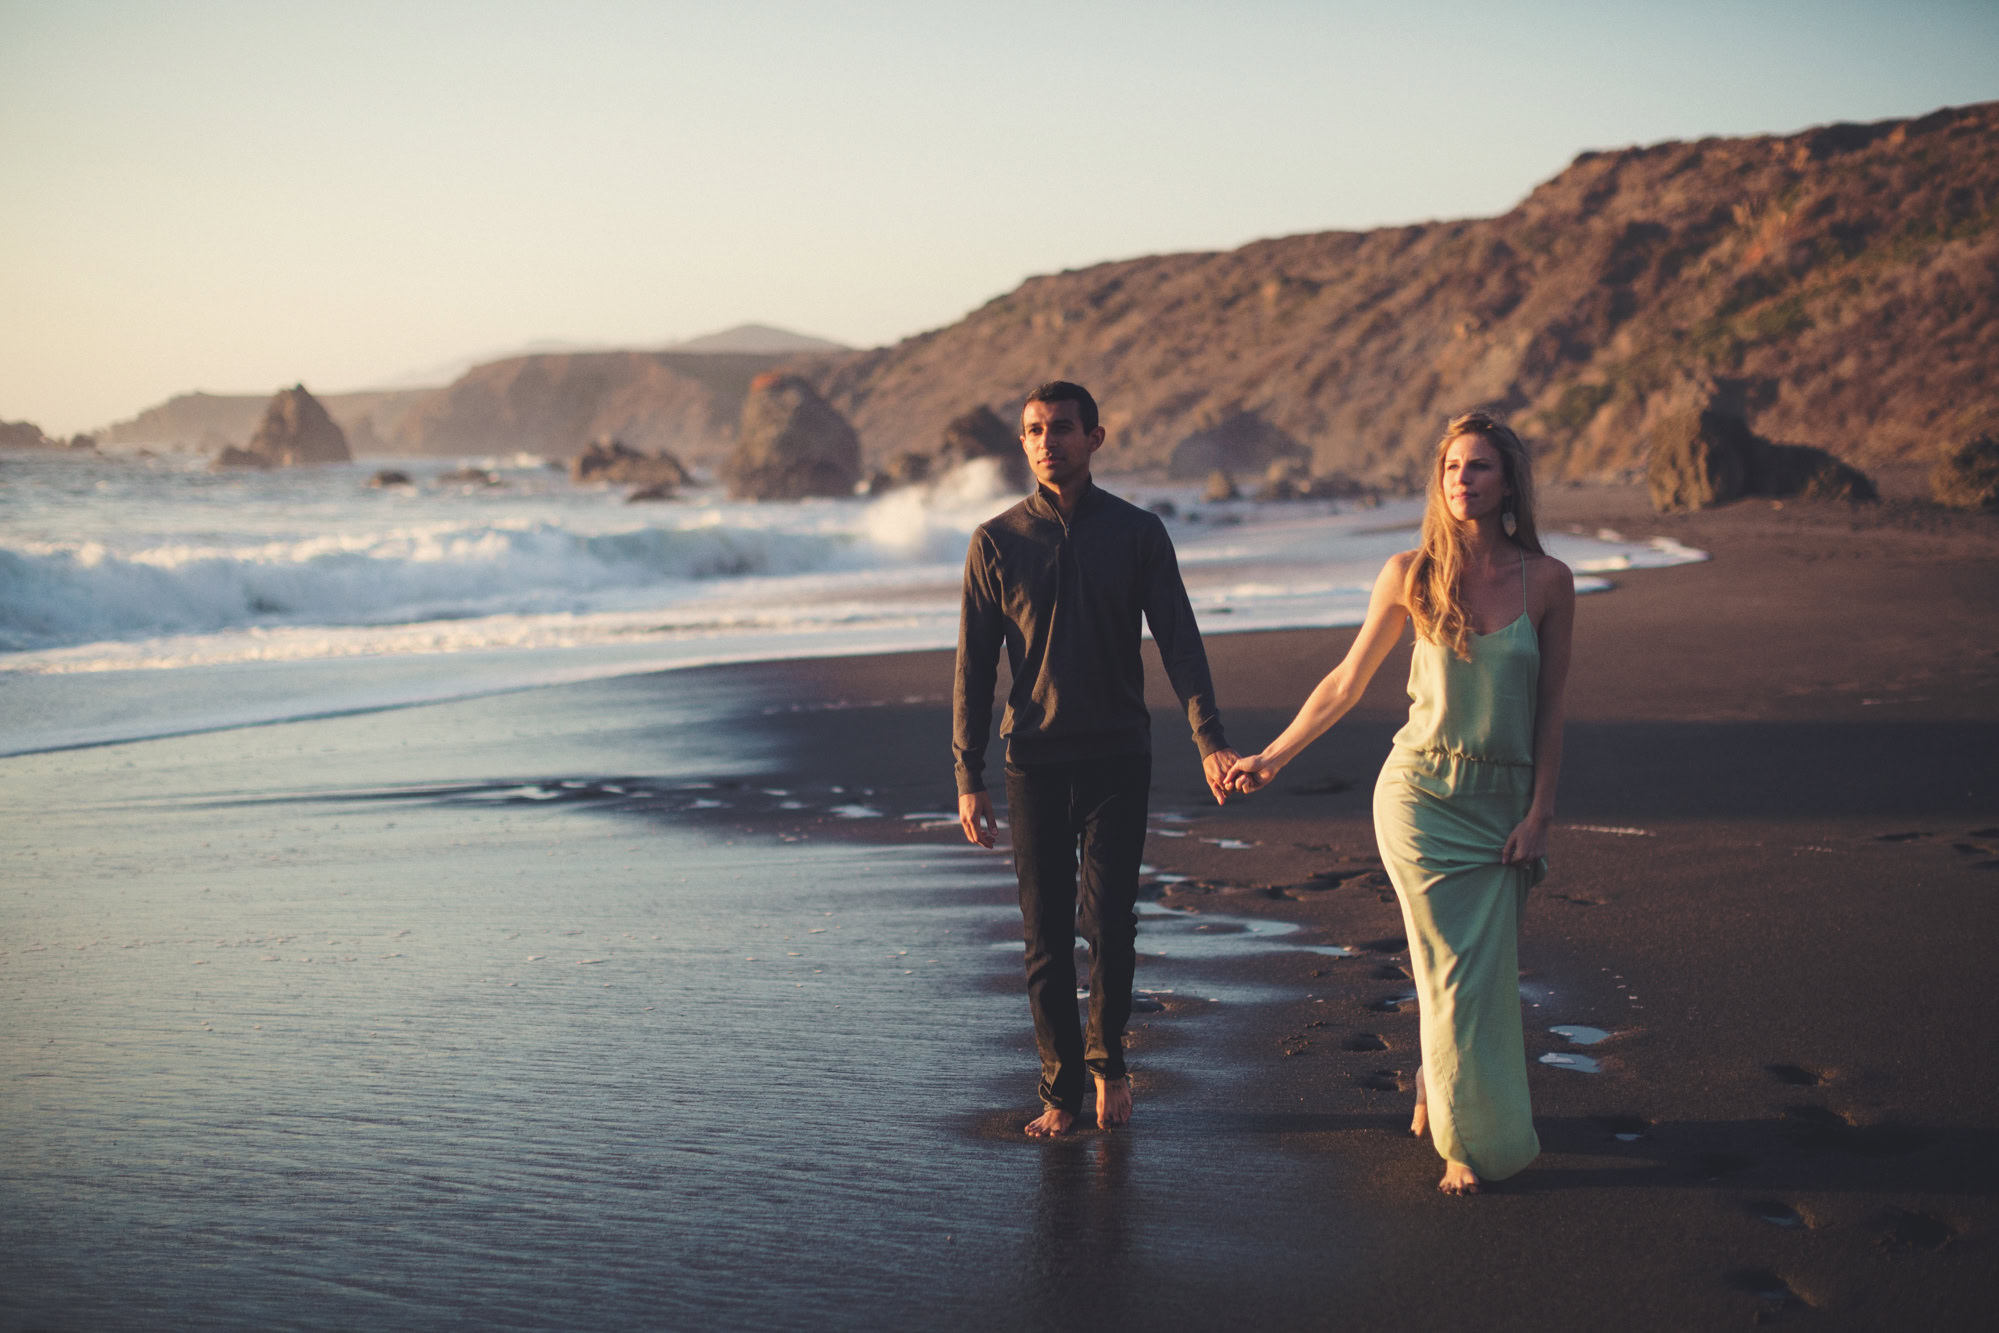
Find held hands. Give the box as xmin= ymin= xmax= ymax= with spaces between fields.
xmin=1201 ymin=749 xmax=1241 ymax=806
xmin=1501 ymin=812 xmax=1551 ymax=865
xmin=958 ymin=791 xmax=996 ymax=849
xmin=1225 ymin=752 xmax=1279 ymax=796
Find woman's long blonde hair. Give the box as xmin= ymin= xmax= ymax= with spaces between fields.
xmin=1403 ymin=411 xmax=1543 ymax=660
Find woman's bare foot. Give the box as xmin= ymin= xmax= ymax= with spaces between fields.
xmin=1094 ymin=1075 xmax=1133 ymax=1128
xmin=1410 ymin=1103 xmax=1429 ymax=1139
xmin=1024 ymin=1106 xmax=1076 ymax=1137
xmin=1438 ymin=1161 xmax=1482 ymax=1195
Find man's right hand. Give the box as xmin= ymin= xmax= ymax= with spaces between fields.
xmin=959 ymin=792 xmax=997 ymax=848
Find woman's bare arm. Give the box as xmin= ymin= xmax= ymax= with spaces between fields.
xmin=1228 ymin=553 xmax=1413 ymax=792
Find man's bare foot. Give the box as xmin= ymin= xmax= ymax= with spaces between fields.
xmin=1024 ymin=1106 xmax=1076 ymax=1137
xmin=1410 ymin=1103 xmax=1429 ymax=1139
xmin=1093 ymin=1075 xmax=1133 ymax=1129
xmin=1438 ymin=1161 xmax=1482 ymax=1195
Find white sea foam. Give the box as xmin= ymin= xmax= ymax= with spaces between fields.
xmin=0 ymin=454 xmax=1706 ymax=753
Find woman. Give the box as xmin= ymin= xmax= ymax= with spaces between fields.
xmin=1228 ymin=411 xmax=1573 ymax=1194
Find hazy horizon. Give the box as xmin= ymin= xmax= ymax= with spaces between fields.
xmin=4 ymin=0 xmax=1996 ymax=436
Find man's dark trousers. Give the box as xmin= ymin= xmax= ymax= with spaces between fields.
xmin=1005 ymin=752 xmax=1151 ymax=1115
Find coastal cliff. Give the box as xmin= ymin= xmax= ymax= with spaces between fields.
xmin=813 ymin=101 xmax=1998 ymax=483
xmin=92 ymin=104 xmax=1996 ymax=482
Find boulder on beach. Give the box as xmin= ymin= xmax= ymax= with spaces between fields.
xmin=1646 ymin=406 xmax=1874 ymax=511
xmin=1203 ymin=469 xmax=1239 ymax=502
xmin=1168 ymin=410 xmax=1309 ymax=481
xmin=212 ymin=444 xmax=273 ymax=470
xmin=570 ymin=436 xmax=690 ymax=489
xmin=1931 ymin=434 xmax=1999 ymax=510
xmin=935 ymin=405 xmax=1029 ymax=490
xmin=439 ymin=466 xmax=501 ymax=486
xmin=235 ymin=385 xmax=351 ymax=467
xmin=625 ymin=483 xmax=677 ymax=503
xmin=367 ymin=469 xmax=412 ymax=488
xmin=724 ymin=374 xmax=862 ymax=500
xmin=1257 ymin=457 xmax=1310 ymax=501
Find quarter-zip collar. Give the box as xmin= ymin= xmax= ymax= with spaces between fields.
xmin=1031 ymin=476 xmax=1100 ymax=529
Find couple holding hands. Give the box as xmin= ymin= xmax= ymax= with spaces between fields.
xmin=954 ymin=381 xmax=1572 ymax=1195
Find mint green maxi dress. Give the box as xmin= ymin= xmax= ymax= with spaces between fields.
xmin=1372 ymin=561 xmax=1545 ymax=1180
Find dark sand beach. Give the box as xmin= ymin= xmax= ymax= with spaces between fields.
xmin=5 ymin=481 xmax=1997 ymax=1329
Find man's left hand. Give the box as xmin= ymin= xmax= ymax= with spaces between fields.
xmin=1202 ymin=749 xmax=1240 ymax=806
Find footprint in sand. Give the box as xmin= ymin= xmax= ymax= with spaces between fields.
xmin=1723 ymin=1268 xmax=1808 ymax=1316
xmin=1368 ymin=990 xmax=1418 ymax=1013
xmin=1782 ymin=1105 xmax=1931 ymax=1158
xmin=1764 ymin=1062 xmax=1825 ymax=1087
xmin=1360 ymin=935 xmax=1407 ymax=955
xmin=1746 ymin=1199 xmax=1808 ymax=1228
xmin=1343 ymin=1033 xmax=1389 ymax=1052
xmin=1874 ymin=831 xmax=1929 ymax=842
xmin=1356 ymin=1069 xmax=1405 ymax=1092
xmin=1869 ymin=1206 xmax=1956 ymax=1252
xmin=1592 ymin=1113 xmax=1650 ymax=1141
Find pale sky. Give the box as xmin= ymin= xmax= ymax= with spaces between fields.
xmin=3 ymin=0 xmax=1994 ymax=435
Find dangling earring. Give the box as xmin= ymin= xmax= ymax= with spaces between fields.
xmin=1501 ymin=498 xmax=1518 ymax=538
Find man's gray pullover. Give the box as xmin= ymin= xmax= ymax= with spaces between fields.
xmin=953 ymin=481 xmax=1228 ymax=795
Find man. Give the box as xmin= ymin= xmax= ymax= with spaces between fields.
xmin=954 ymin=381 xmax=1237 ymax=1137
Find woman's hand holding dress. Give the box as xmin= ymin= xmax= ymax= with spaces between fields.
xmin=1499 ymin=811 xmax=1550 ymax=865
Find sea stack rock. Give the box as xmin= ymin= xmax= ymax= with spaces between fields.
xmin=570 ymin=435 xmax=691 ymax=489
xmin=935 ymin=405 xmax=1030 ymax=491
xmin=222 ymin=385 xmax=351 ymax=467
xmin=1645 ymin=407 xmax=1756 ymax=511
xmin=724 ymin=374 xmax=862 ymax=500
xmin=1648 ymin=404 xmax=1874 ymax=511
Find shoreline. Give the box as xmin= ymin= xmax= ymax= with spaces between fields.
xmin=626 ymin=483 xmax=1999 ymax=1325
xmin=6 ymin=482 xmax=1998 ymax=1327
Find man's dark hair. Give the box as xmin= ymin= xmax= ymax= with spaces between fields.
xmin=1024 ymin=381 xmax=1098 ymax=434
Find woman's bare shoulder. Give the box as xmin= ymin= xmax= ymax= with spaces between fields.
xmin=1526 ymin=550 xmax=1576 ymax=602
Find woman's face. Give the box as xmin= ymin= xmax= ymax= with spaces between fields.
xmin=1441 ymin=434 xmax=1509 ymax=524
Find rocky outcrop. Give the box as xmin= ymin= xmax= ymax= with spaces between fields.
xmin=1646 ymin=404 xmax=1875 ymax=510
xmin=103 ymin=388 xmax=432 ymax=454
xmin=1931 ymin=434 xmax=1999 ymax=509
xmin=391 ymin=351 xmax=789 ymax=464
xmin=1 ymin=419 xmax=57 ymax=450
xmin=935 ymin=405 xmax=1030 ymax=490
xmin=220 ymin=385 xmax=351 ymax=467
xmin=813 ymin=102 xmax=1999 ymax=485
xmin=570 ymin=436 xmax=690 ymax=488
xmin=1202 ymin=469 xmax=1239 ymax=502
xmin=724 ymin=374 xmax=862 ymax=500
xmin=1168 ymin=410 xmax=1309 ymax=481
xmin=212 ymin=445 xmax=272 ymax=469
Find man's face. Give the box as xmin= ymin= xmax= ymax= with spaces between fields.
xmin=1020 ymin=399 xmax=1103 ymax=491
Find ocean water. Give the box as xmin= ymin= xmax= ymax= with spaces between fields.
xmin=0 ymin=451 xmax=1703 ymax=755
xmin=0 ymin=660 xmax=1396 ymax=1330
xmin=1 ymin=451 xmax=1710 ymax=1327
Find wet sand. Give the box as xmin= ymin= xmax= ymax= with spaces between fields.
xmin=5 ymin=481 xmax=1997 ymax=1328
xmin=671 ymin=481 xmax=1999 ymax=1327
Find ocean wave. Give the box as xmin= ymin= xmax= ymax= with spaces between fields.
xmin=0 ymin=519 xmax=883 ymax=652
